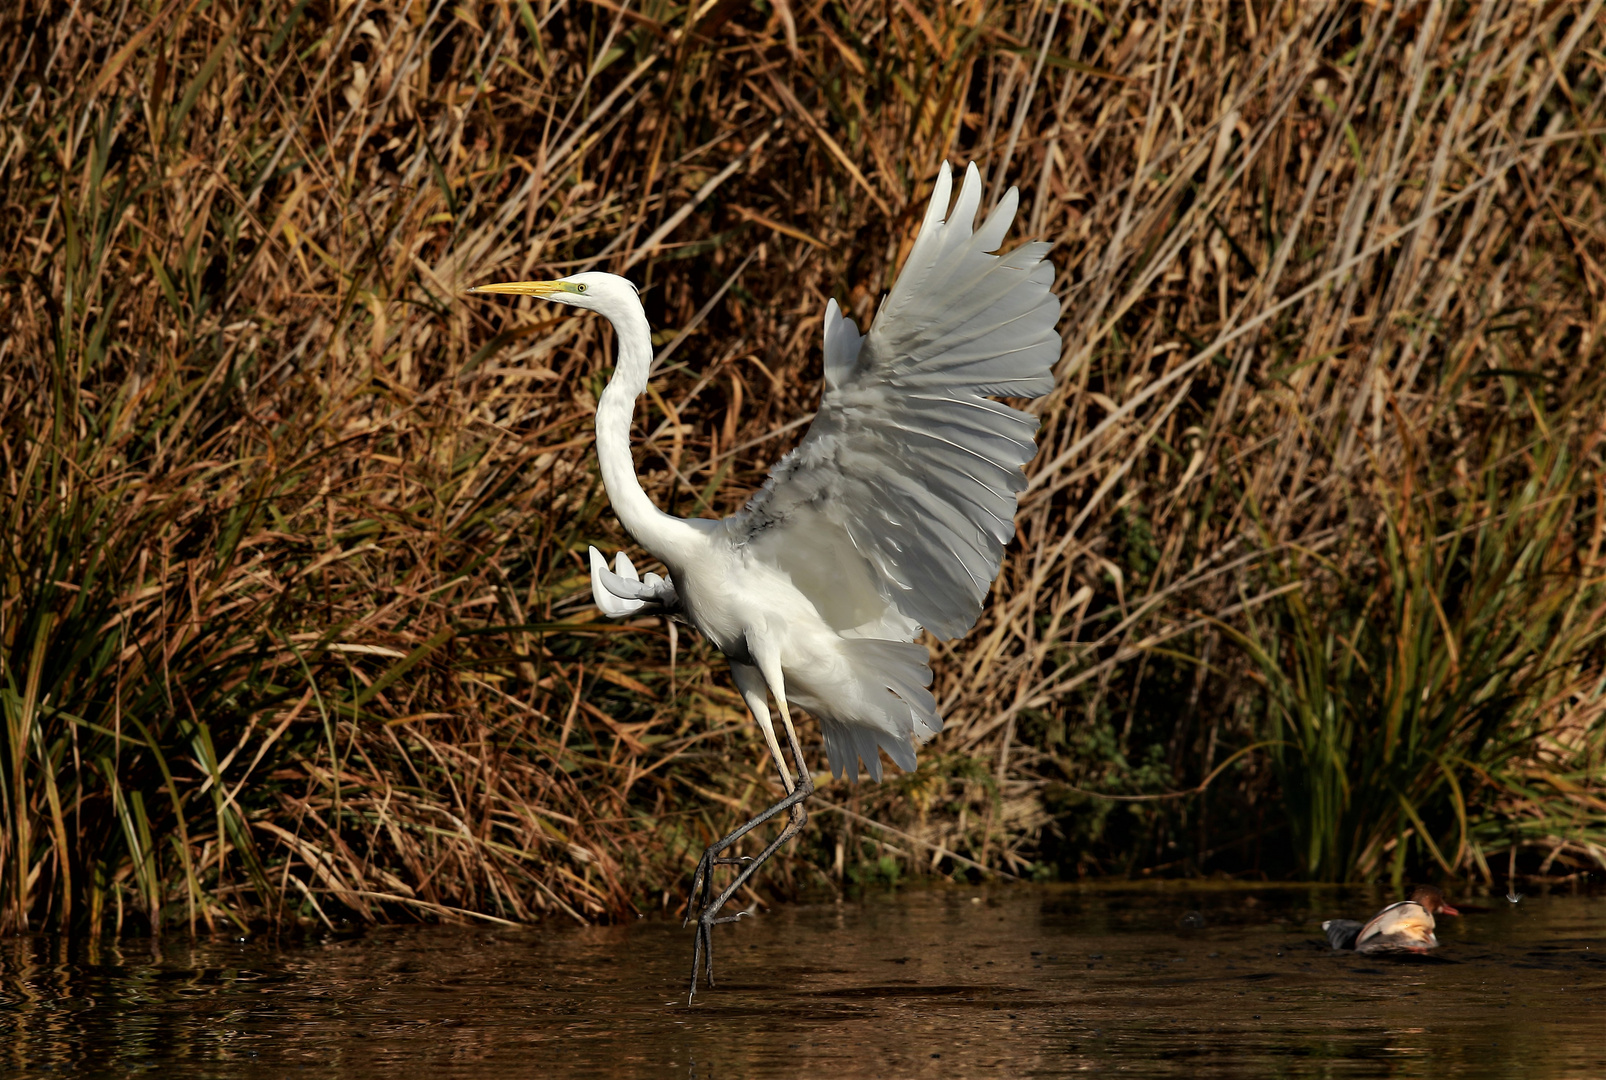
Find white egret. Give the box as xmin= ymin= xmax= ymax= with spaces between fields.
xmin=471 ymin=162 xmax=1061 ymax=1001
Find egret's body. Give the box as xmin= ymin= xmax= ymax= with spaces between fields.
xmin=472 ymin=162 xmax=1061 ymax=1000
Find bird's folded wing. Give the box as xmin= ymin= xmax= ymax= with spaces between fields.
xmin=1356 ymin=900 xmax=1428 ymax=945
xmin=727 ymin=162 xmax=1061 ymax=639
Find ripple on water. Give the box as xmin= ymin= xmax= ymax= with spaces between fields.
xmin=0 ymin=886 xmax=1601 ymax=1079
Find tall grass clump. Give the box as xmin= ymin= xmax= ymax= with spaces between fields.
xmin=1228 ymin=397 xmax=1606 ymax=882
xmin=1 ymin=0 xmax=1603 ymax=933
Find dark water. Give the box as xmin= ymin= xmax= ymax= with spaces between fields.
xmin=1 ymin=885 xmax=1601 ymax=1078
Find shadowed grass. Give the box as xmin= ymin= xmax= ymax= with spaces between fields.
xmin=1225 ymin=388 xmax=1606 ymax=883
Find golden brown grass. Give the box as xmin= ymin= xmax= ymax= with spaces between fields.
xmin=1 ymin=0 xmax=1602 ymax=933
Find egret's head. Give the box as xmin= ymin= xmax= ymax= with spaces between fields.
xmin=468 ymin=271 xmax=638 ymax=318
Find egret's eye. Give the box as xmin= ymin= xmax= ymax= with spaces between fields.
xmin=576 ymin=283 xmax=588 ymax=293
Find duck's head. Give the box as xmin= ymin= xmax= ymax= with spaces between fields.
xmin=1409 ymin=885 xmax=1460 ymax=917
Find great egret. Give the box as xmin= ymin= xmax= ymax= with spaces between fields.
xmin=471 ymin=162 xmax=1061 ymax=1001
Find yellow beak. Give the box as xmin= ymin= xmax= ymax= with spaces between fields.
xmin=467 ymin=279 xmax=568 ymax=297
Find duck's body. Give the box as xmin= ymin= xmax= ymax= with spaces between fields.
xmin=1323 ymin=886 xmax=1460 ymax=954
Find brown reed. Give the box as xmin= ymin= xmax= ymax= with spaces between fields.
xmin=1 ymin=0 xmax=1602 ymax=933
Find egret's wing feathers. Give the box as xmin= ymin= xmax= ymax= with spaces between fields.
xmin=730 ymin=162 xmax=1060 ymax=639
xmin=821 ymin=296 xmax=863 ymax=391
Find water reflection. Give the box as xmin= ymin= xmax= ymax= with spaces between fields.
xmin=0 ymin=886 xmax=1600 ymax=1078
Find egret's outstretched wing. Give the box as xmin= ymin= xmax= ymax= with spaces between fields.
xmin=728 ymin=162 xmax=1061 ymax=639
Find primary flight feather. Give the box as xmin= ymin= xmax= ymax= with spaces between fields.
xmin=470 ymin=161 xmax=1061 ymax=1002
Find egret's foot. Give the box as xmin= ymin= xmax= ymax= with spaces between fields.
xmin=683 ymin=846 xmax=720 ymax=927
xmin=683 ymin=852 xmax=710 ymax=928
xmin=687 ymin=907 xmax=751 ymax=1004
xmin=680 ymin=733 xmax=813 ymax=1004
xmin=683 ymin=847 xmax=736 ymax=927
xmin=683 ymin=842 xmax=758 ymax=928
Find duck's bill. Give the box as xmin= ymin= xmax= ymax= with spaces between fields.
xmin=1440 ymin=903 xmax=1461 ymax=916
xmin=467 ymin=279 xmax=568 ymax=297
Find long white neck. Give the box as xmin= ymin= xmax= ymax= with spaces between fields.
xmin=594 ymin=303 xmax=703 ymax=565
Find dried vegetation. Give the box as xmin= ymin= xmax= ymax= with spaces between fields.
xmin=1 ymin=0 xmax=1603 ymax=933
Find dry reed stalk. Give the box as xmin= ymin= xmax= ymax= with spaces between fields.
xmin=0 ymin=0 xmax=1601 ymax=930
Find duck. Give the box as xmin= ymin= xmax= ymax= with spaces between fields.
xmin=1322 ymin=886 xmax=1461 ymax=953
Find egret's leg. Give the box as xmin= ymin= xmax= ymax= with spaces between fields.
xmin=774 ymin=699 xmax=810 ymax=830
xmin=687 ymin=719 xmax=813 ymax=1003
xmin=683 ymin=663 xmax=788 ymax=926
xmin=753 ymin=646 xmax=812 ymax=836
xmin=685 ymin=652 xmax=814 ymax=1004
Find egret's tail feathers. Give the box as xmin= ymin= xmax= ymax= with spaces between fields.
xmin=820 ymin=639 xmax=942 ymax=782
